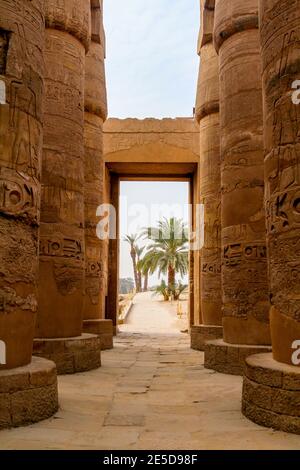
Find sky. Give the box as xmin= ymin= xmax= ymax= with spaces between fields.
xmin=120 ymin=182 xmax=189 ymax=285
xmin=104 ymin=0 xmax=200 ymax=118
xmin=103 ymin=2 xmax=199 ymax=284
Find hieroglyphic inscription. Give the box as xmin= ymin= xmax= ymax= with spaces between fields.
xmin=40 ymin=236 xmax=83 ymax=260
xmin=223 ymin=243 xmax=267 ymax=267
xmin=0 ymin=170 xmax=38 ymax=222
xmin=202 ymin=262 xmax=221 ymax=275
xmin=0 ymin=0 xmax=44 ymax=368
xmin=86 ymin=260 xmax=102 ymax=277
xmin=261 ymin=0 xmax=300 ymax=328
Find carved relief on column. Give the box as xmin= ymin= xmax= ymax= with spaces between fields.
xmin=195 ymin=0 xmax=222 ymax=327
xmin=83 ymin=0 xmax=108 ymax=321
xmin=36 ymin=0 xmax=91 ymax=338
xmin=0 ymin=0 xmax=44 ymax=369
xmin=214 ymin=0 xmax=270 ymax=344
xmin=260 ymin=0 xmax=300 ymax=365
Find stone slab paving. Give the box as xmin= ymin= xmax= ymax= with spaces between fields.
xmin=0 ymin=294 xmax=299 ymax=449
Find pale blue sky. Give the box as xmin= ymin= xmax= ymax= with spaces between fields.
xmin=120 ymin=182 xmax=189 ymax=285
xmin=104 ymin=0 xmax=199 ymax=118
xmin=104 ymin=2 xmax=198 ymax=283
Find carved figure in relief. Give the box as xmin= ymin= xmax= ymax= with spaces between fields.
xmin=278 ymin=30 xmax=300 ymax=81
xmin=273 ymin=95 xmax=300 ymax=148
xmin=9 ymin=78 xmax=38 ymax=176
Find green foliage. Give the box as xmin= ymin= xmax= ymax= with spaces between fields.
xmin=124 ymin=218 xmax=189 ymax=297
xmin=169 ymin=282 xmax=188 ymax=301
xmin=142 ymin=217 xmax=189 ymax=288
xmin=152 ymin=280 xmax=170 ymax=302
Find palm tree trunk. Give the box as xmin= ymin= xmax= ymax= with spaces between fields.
xmin=168 ymin=265 xmax=176 ymax=300
xmin=137 ymin=270 xmax=142 ymax=293
xmin=131 ymin=250 xmax=139 ymax=292
xmin=143 ymin=272 xmax=148 ymax=292
xmin=168 ymin=265 xmax=175 ymax=289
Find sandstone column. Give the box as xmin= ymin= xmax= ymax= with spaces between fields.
xmin=204 ymin=0 xmax=271 ymax=375
xmin=33 ymin=0 xmax=101 ymax=374
xmin=191 ymin=0 xmax=223 ymax=351
xmin=0 ymin=0 xmax=58 ymax=428
xmin=242 ymin=0 xmax=300 ymax=434
xmin=82 ymin=0 xmax=113 ymax=350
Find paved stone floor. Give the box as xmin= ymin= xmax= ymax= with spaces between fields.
xmin=0 ymin=293 xmax=299 ymax=450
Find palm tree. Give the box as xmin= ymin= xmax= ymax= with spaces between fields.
xmin=152 ymin=280 xmax=170 ymax=302
xmin=137 ymin=250 xmax=153 ymax=292
xmin=124 ymin=233 xmax=141 ymax=292
xmin=172 ymin=282 xmax=188 ymax=301
xmin=143 ymin=217 xmax=189 ymax=296
xmin=135 ymin=245 xmax=144 ymax=293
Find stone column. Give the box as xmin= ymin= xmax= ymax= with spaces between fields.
xmin=82 ymin=0 xmax=113 ymax=350
xmin=0 ymin=0 xmax=58 ymax=428
xmin=242 ymin=0 xmax=300 ymax=434
xmin=33 ymin=0 xmax=101 ymax=374
xmin=191 ymin=0 xmax=223 ymax=351
xmin=204 ymin=0 xmax=271 ymax=375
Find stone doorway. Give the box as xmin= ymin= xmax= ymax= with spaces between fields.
xmin=103 ymin=118 xmax=201 ymax=335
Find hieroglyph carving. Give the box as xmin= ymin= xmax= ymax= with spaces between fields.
xmin=40 ymin=236 xmax=83 ymax=260
xmin=0 ymin=168 xmax=38 ymax=223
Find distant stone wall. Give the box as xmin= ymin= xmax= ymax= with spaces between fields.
xmin=104 ymin=118 xmax=199 ymax=159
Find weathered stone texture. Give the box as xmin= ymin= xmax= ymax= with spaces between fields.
xmin=84 ymin=113 xmax=105 ymax=320
xmin=45 ymin=0 xmax=91 ymax=51
xmin=199 ymin=113 xmax=221 ymax=326
xmin=0 ymin=0 xmax=44 ymax=369
xmin=36 ymin=0 xmax=91 ymax=338
xmin=83 ymin=319 xmax=114 ymax=350
xmin=195 ymin=46 xmax=219 ymax=120
xmin=197 ymin=0 xmax=215 ymax=51
xmin=191 ymin=325 xmax=223 ymax=351
xmin=205 ymin=339 xmax=272 ymax=376
xmin=33 ymin=333 xmax=101 ymax=375
xmin=104 ymin=118 xmax=200 ymax=159
xmin=83 ymin=0 xmax=107 ymax=323
xmin=196 ymin=1 xmax=222 ymax=329
xmin=242 ymin=353 xmax=300 ymax=434
xmin=0 ymin=357 xmax=58 ymax=429
xmin=260 ymin=0 xmax=300 ymax=365
xmin=214 ymin=0 xmax=270 ymax=345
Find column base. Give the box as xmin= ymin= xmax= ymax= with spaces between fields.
xmin=204 ymin=338 xmax=272 ymax=375
xmin=242 ymin=353 xmax=300 ymax=435
xmin=0 ymin=357 xmax=58 ymax=429
xmin=33 ymin=333 xmax=101 ymax=375
xmin=83 ymin=319 xmax=114 ymax=350
xmin=191 ymin=325 xmax=223 ymax=351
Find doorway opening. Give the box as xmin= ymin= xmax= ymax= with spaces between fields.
xmin=118 ymin=181 xmax=190 ymax=334
xmin=103 ymin=117 xmax=201 ymax=335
